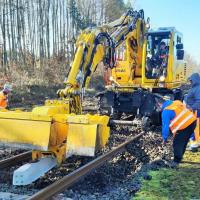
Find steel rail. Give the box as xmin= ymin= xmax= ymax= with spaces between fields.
xmin=0 ymin=151 xmax=32 ymax=170
xmin=28 ymin=132 xmax=144 ymax=200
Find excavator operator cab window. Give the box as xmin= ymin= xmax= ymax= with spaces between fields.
xmin=145 ymin=32 xmax=170 ymax=79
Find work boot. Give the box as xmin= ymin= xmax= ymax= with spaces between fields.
xmin=187 ymin=142 xmax=199 ymax=152
xmin=165 ymin=160 xmax=179 ymax=168
xmin=170 ymin=161 xmax=179 ymax=168
xmin=191 ymin=146 xmax=198 ymax=152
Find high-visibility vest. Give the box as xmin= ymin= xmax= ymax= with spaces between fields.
xmin=0 ymin=91 xmax=7 ymax=108
xmin=165 ymin=100 xmax=196 ymax=135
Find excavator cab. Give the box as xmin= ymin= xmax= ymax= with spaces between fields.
xmin=142 ymin=27 xmax=186 ymax=89
xmin=145 ymin=32 xmax=170 ymax=79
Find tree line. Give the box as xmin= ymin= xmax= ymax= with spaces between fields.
xmin=0 ymin=0 xmax=199 ymax=87
xmin=0 ymin=0 xmax=129 ymax=77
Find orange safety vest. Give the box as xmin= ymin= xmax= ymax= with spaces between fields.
xmin=165 ymin=100 xmax=196 ymax=135
xmin=0 ymin=91 xmax=7 ymax=108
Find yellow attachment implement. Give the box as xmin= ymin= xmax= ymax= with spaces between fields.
xmin=0 ymin=106 xmax=110 ymax=164
xmin=0 ymin=110 xmax=52 ymax=150
xmin=66 ymin=114 xmax=110 ymax=157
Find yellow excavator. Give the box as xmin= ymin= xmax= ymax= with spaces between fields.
xmin=0 ymin=9 xmax=146 ymax=185
xmin=99 ymin=25 xmax=187 ymax=125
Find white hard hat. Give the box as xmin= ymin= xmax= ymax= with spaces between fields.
xmin=163 ymin=95 xmax=171 ymax=101
xmin=3 ymin=83 xmax=12 ymax=92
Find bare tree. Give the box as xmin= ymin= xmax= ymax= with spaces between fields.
xmin=0 ymin=0 xmax=129 ymax=83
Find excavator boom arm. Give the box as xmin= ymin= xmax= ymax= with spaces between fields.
xmin=58 ymin=9 xmax=146 ymax=98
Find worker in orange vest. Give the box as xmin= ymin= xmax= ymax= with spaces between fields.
xmin=161 ymin=99 xmax=196 ymax=166
xmin=0 ymin=84 xmax=12 ymax=109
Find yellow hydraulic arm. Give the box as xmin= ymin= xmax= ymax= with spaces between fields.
xmin=57 ymin=30 xmax=115 ymax=114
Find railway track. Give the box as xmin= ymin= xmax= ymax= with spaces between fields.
xmin=0 ymin=151 xmax=32 ymax=170
xmin=28 ymin=131 xmax=144 ymax=200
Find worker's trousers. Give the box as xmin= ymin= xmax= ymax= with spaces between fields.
xmin=173 ymin=121 xmax=196 ymax=163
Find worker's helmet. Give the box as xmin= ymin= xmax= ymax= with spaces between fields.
xmin=156 ymin=95 xmax=172 ymax=111
xmin=163 ymin=95 xmax=172 ymax=100
xmin=3 ymin=83 xmax=12 ymax=94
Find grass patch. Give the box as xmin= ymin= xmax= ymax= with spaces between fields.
xmin=133 ymin=151 xmax=200 ymax=200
